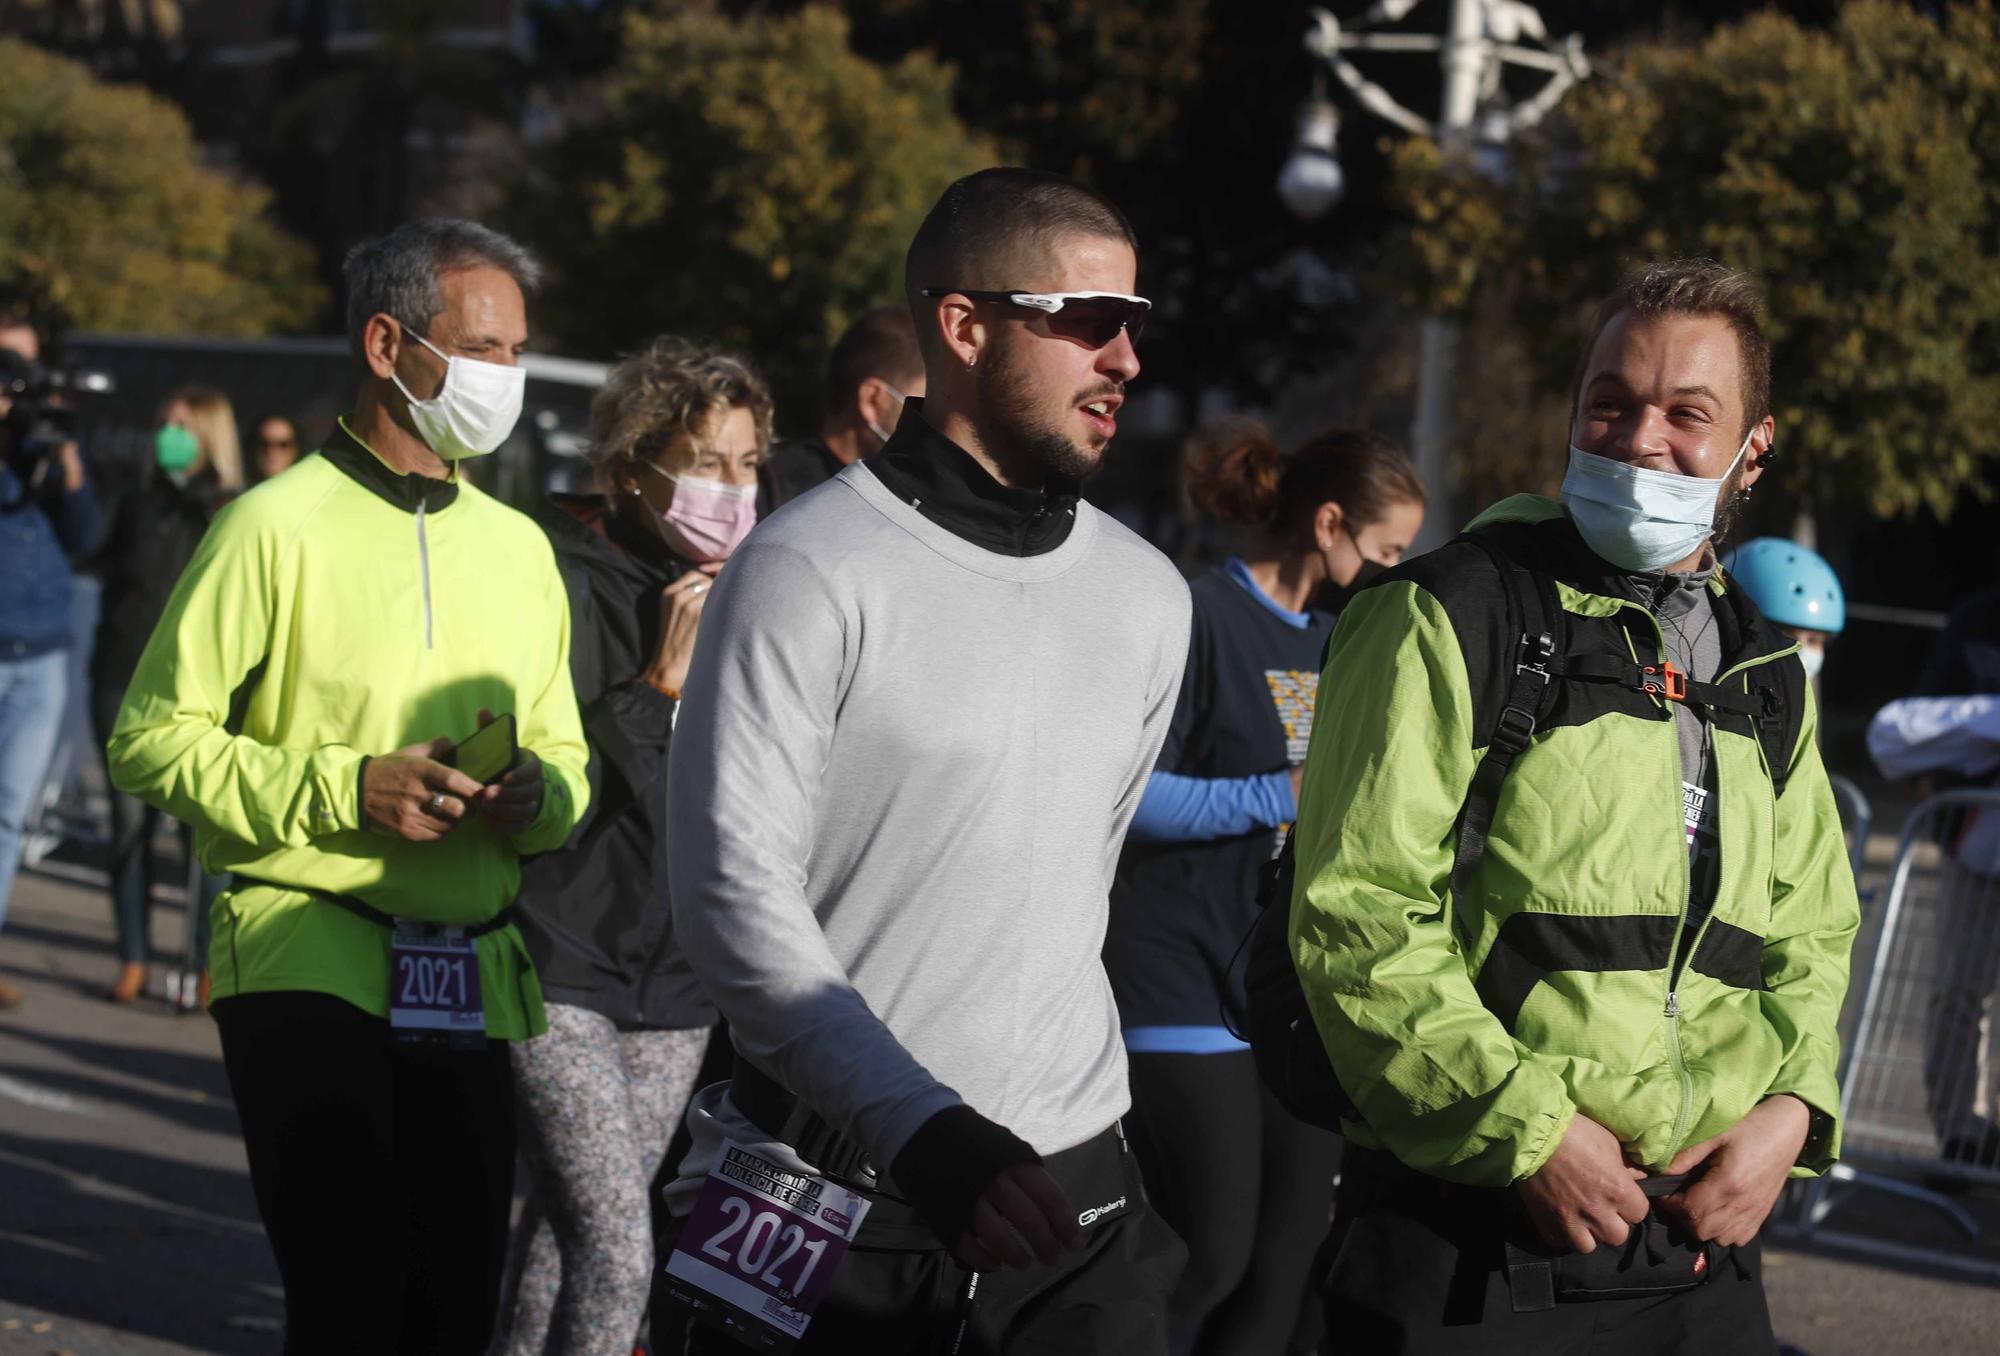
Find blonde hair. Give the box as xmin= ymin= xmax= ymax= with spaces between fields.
xmin=162 ymin=385 xmax=244 ymax=490
xmin=588 ymin=337 xmax=773 ymax=487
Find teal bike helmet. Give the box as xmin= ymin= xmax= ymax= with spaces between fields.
xmin=1724 ymin=538 xmax=1845 ymax=634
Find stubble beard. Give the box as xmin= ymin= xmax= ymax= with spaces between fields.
xmin=975 ymin=332 xmax=1105 ymax=485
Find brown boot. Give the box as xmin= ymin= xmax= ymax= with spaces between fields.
xmin=107 ymin=963 xmax=147 ymax=1003
xmin=0 ymin=977 xmax=21 ymax=1010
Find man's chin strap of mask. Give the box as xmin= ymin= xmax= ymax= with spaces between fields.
xmin=864 ymin=383 xmax=908 ymax=449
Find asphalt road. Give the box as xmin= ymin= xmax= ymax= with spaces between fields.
xmin=6 ymin=863 xmax=2000 ymax=1355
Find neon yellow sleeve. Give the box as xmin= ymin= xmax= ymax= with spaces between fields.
xmin=108 ymin=499 xmax=366 ymax=847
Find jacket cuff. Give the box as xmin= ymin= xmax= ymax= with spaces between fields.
xmin=1768 ymin=1086 xmax=1840 ymax=1175
xmin=309 ymin=744 xmax=368 ymax=836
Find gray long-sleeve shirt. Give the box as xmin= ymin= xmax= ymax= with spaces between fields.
xmin=666 ymin=462 xmax=1191 ymax=1170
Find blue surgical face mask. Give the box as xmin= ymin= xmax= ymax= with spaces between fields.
xmin=1560 ymin=430 xmax=1754 ymax=573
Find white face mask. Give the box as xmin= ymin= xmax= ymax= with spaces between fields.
xmin=391 ymin=332 xmax=526 ymax=461
xmin=865 ymin=383 xmax=908 ymax=447
xmin=1798 ymin=646 xmax=1826 ymax=681
xmin=1560 ymin=429 xmax=1754 ymax=573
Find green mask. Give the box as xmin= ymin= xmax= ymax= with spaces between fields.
xmin=155 ymin=424 xmax=199 ymax=472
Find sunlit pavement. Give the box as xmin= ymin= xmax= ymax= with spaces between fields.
xmin=5 ymin=867 xmax=2000 ymax=1355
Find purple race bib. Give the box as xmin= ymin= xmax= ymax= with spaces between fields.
xmin=388 ymin=924 xmax=484 ymax=1047
xmin=664 ymin=1142 xmax=873 ymax=1350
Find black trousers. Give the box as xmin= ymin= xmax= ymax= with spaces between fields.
xmin=213 ymin=991 xmax=516 ymax=1356
xmin=656 ymin=1123 xmax=1186 ymax=1355
xmin=1319 ymin=1152 xmax=1777 ymax=1356
xmin=1127 ymin=1050 xmax=1340 ymax=1356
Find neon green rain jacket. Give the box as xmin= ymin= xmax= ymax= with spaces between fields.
xmin=107 ymin=421 xmax=589 ymax=1039
xmin=1291 ymin=495 xmax=1858 ymax=1187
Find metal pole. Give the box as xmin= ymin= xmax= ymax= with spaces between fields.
xmin=1409 ymin=0 xmax=1486 ymax=549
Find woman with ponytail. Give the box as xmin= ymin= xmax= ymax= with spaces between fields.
xmin=1106 ymin=418 xmax=1424 ymax=1356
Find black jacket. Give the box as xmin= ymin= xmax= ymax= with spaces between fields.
xmin=514 ymin=494 xmax=716 ymax=1029
xmin=757 ymin=434 xmax=846 ymax=516
xmin=90 ymin=470 xmax=229 ymax=708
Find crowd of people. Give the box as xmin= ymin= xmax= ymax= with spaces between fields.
xmin=5 ymin=161 xmax=1988 ymax=1356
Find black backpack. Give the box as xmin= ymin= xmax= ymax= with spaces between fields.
xmin=1235 ymin=527 xmax=1800 ymax=1131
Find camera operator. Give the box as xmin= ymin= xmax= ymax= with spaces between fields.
xmin=0 ymin=308 xmax=101 ymax=1003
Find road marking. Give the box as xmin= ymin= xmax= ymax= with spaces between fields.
xmin=0 ymin=1072 xmax=80 ymax=1114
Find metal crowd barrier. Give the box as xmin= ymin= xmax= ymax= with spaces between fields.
xmin=1794 ymin=788 xmax=2000 ymax=1275
xmin=1828 ymin=771 xmax=1871 ymax=886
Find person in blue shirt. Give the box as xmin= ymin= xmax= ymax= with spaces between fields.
xmin=1106 ymin=418 xmax=1423 ymax=1356
xmin=0 ymin=309 xmax=101 ymax=1008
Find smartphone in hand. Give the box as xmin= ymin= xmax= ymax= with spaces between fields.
xmin=445 ymin=713 xmax=518 ymax=785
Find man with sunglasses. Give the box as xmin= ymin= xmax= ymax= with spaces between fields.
xmin=662 ymin=168 xmax=1189 ymax=1352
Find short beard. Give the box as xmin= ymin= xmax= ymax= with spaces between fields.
xmin=975 ymin=331 xmax=1103 ymax=485
xmin=1711 ymin=464 xmax=1753 ymax=551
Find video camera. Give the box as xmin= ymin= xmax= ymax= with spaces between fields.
xmin=0 ymin=346 xmax=113 ymax=462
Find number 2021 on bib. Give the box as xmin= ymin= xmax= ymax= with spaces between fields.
xmin=664 ymin=1141 xmax=873 ymax=1351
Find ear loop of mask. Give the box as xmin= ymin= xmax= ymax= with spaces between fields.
xmin=865 ymin=383 xmax=907 ymax=447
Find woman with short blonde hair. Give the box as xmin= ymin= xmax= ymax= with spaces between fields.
xmin=495 ymin=336 xmax=772 ymax=1356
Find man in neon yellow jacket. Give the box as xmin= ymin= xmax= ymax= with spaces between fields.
xmin=1291 ymin=261 xmax=1857 ymax=1353
xmin=108 ymin=219 xmax=587 ymax=1356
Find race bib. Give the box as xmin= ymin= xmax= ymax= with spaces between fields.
xmin=388 ymin=924 xmax=484 ymax=1048
xmin=664 ymin=1142 xmax=873 ymax=1351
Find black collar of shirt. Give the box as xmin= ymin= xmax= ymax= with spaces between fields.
xmin=321 ymin=417 xmax=459 ymax=514
xmin=861 ymin=399 xmax=1079 ymax=557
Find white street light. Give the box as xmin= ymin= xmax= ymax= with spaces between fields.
xmin=1287 ymin=0 xmax=1589 ymax=549
xmin=1277 ymin=95 xmax=1346 ymax=221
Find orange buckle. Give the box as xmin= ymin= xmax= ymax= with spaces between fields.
xmin=1642 ymin=662 xmax=1688 ymax=702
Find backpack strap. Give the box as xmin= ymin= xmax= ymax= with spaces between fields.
xmin=1561 ymin=653 xmax=1768 ymax=721
xmin=1450 ymin=533 xmax=1565 ymax=909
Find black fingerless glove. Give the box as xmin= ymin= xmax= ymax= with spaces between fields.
xmin=888 ymin=1104 xmax=1042 ymax=1249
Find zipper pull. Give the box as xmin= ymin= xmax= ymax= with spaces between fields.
xmin=1665 ymin=991 xmax=1681 ymax=1018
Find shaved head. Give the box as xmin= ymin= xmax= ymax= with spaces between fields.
xmin=904 ymin=167 xmax=1137 ymax=360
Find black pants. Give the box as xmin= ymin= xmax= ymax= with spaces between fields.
xmin=656 ymin=1123 xmax=1186 ymax=1355
xmin=1127 ymin=1050 xmax=1340 ymax=1356
xmin=213 ymin=991 xmax=516 ymax=1356
xmin=1319 ymin=1152 xmax=1776 ymax=1356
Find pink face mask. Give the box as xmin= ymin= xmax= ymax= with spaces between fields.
xmin=640 ymin=464 xmax=758 ymax=563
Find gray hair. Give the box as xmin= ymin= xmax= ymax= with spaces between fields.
xmin=341 ymin=219 xmax=544 ymax=359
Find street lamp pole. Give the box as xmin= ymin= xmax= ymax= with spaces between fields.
xmin=1409 ymin=0 xmax=1485 ymax=547
xmin=1283 ymin=0 xmax=1589 ymax=550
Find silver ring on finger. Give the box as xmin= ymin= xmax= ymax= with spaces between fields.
xmin=428 ymin=791 xmax=448 ymax=814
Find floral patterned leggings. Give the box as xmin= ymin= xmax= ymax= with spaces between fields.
xmin=493 ymin=1004 xmax=711 ymax=1356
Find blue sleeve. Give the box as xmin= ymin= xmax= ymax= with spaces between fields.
xmin=1127 ymin=768 xmax=1297 ymax=843
xmin=49 ymin=477 xmax=101 ymax=558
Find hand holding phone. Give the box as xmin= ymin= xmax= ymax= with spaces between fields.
xmin=455 ymin=710 xmax=544 ymax=837
xmin=446 ymin=712 xmax=518 ymax=785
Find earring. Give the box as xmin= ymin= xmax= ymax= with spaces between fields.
xmin=967 ymin=356 xmax=977 ymax=370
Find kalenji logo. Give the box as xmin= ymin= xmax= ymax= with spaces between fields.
xmin=1077 ymin=1197 xmax=1127 ymax=1228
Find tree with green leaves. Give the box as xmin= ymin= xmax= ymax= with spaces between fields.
xmin=1386 ymin=0 xmax=2000 ymax=522
xmin=508 ymin=4 xmax=994 ymax=423
xmin=0 ymin=38 xmax=321 ymax=336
